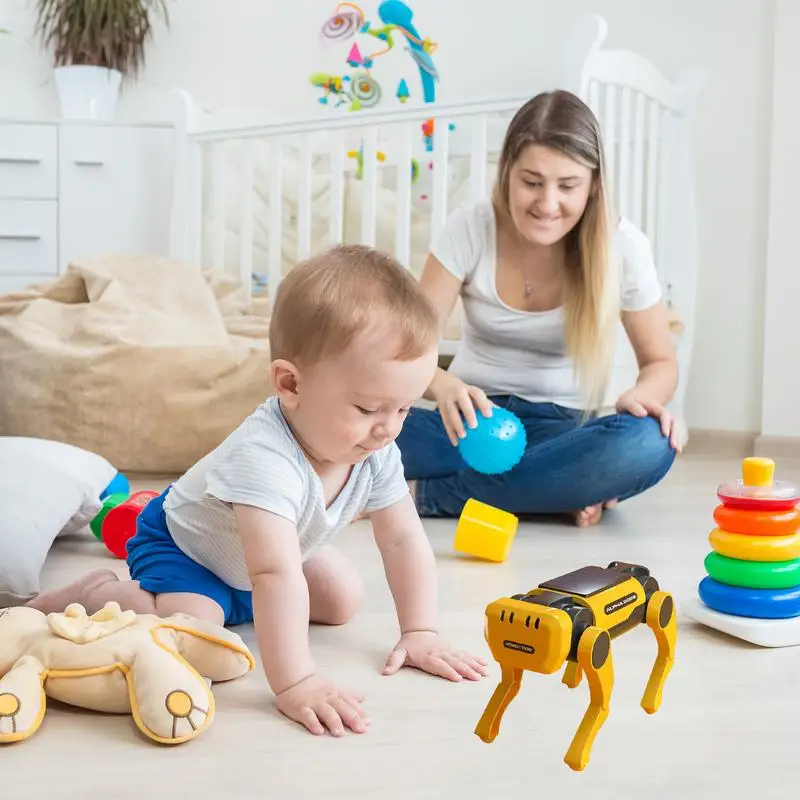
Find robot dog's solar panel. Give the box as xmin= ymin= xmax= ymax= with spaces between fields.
xmin=539 ymin=566 xmax=628 ymax=597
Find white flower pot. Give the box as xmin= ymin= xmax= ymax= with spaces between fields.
xmin=54 ymin=65 xmax=122 ymax=121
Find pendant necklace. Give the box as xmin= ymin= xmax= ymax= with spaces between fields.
xmin=521 ymin=273 xmax=533 ymax=299
xmin=517 ymin=261 xmax=559 ymax=301
xmin=517 ymin=262 xmax=537 ymax=299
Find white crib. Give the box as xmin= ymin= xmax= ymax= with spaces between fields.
xmin=168 ymin=13 xmax=706 ymax=423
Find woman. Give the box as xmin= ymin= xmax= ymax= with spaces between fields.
xmin=396 ymin=90 xmax=680 ymax=527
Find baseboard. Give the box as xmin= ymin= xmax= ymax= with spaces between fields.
xmin=682 ymin=429 xmax=757 ymax=458
xmin=753 ymin=435 xmax=800 ymax=460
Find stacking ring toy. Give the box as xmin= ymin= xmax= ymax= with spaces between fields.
xmin=717 ymin=456 xmax=800 ymax=511
xmin=708 ymin=527 xmax=800 ymax=561
xmin=713 ymin=504 xmax=800 ymax=536
xmin=698 ymin=576 xmax=800 ymax=619
xmin=704 ymin=552 xmax=800 ymax=589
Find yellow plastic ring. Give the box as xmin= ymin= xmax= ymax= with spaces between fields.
xmin=708 ymin=527 xmax=800 ymax=561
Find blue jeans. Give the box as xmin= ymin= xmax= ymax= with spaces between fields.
xmin=395 ymin=395 xmax=676 ymax=518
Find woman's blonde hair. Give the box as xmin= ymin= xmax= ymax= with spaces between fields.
xmin=493 ymin=90 xmax=619 ymax=412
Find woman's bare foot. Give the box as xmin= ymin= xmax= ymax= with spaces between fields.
xmin=574 ymin=499 xmax=618 ymax=528
xmin=25 ymin=569 xmax=120 ymax=614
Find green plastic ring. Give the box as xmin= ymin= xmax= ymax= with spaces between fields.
xmin=704 ymin=551 xmax=800 ymax=589
xmin=90 ymin=493 xmax=128 ymax=540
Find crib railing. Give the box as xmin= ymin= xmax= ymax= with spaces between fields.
xmin=169 ymin=92 xmax=531 ymax=307
xmin=167 ymin=11 xmax=705 ymax=426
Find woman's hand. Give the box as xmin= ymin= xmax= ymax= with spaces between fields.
xmin=429 ymin=371 xmax=494 ymax=447
xmin=615 ymin=389 xmax=681 ymax=452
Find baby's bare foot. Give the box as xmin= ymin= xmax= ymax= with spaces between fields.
xmin=25 ymin=569 xmax=120 ymax=614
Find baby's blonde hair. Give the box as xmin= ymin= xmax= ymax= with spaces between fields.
xmin=270 ymin=244 xmax=440 ymax=366
xmin=493 ymin=90 xmax=619 ymax=412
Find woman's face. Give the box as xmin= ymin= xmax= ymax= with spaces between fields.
xmin=506 ymin=144 xmax=595 ymax=247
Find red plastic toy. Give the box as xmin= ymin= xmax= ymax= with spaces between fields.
xmin=101 ymin=490 xmax=159 ymax=559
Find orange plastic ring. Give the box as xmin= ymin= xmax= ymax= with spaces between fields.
xmin=713 ymin=504 xmax=800 ymax=536
xmin=708 ymin=528 xmax=800 ymax=562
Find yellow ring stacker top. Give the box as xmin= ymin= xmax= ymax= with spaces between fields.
xmin=474 ymin=561 xmax=676 ymax=771
xmin=708 ymin=528 xmax=800 ymax=561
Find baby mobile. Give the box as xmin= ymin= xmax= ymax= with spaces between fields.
xmin=309 ymin=0 xmax=439 ymax=111
xmin=309 ymin=1 xmax=452 ymax=195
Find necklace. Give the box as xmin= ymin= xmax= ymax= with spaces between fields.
xmin=516 ymin=260 xmax=558 ymax=299
xmin=519 ymin=269 xmax=534 ymax=299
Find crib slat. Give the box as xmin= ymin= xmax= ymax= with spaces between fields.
xmin=618 ymin=86 xmax=632 ymax=219
xmin=394 ymin=122 xmax=413 ymax=267
xmin=656 ymin=108 xmax=671 ymax=289
xmin=209 ymin=144 xmax=227 ymax=271
xmin=645 ymin=99 xmax=660 ymax=247
xmin=188 ymin=141 xmax=203 ymax=266
xmin=588 ymin=79 xmax=601 ymax=118
xmin=469 ymin=114 xmax=488 ymax=203
xmin=267 ymin=139 xmax=284 ymax=310
xmin=654 ymin=108 xmax=670 ymax=287
xmin=603 ymin=86 xmax=617 ymax=204
xmin=297 ymin=134 xmax=313 ymax=260
xmin=631 ymin=91 xmax=646 ymax=229
xmin=360 ymin=126 xmax=379 ymax=246
xmin=430 ymin=117 xmax=450 ymax=240
xmin=238 ymin=139 xmax=254 ymax=296
xmin=328 ymin=129 xmax=345 ymax=245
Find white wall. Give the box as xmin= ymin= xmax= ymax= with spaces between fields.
xmin=761 ymin=0 xmax=799 ymax=440
xmin=0 ymin=0 xmax=776 ymax=435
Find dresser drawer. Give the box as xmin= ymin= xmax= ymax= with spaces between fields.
xmin=0 ymin=200 xmax=58 ymax=276
xmin=0 ymin=124 xmax=58 ymax=199
xmin=58 ymin=125 xmax=173 ymax=268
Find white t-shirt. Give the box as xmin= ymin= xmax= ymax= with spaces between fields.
xmin=432 ymin=200 xmax=663 ymax=409
xmin=163 ymin=396 xmax=409 ymax=590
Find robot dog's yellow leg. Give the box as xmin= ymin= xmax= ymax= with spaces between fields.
xmin=563 ymin=628 xmax=613 ymax=772
xmin=562 ymin=661 xmax=582 ymax=688
xmin=474 ymin=664 xmax=523 ymax=743
xmin=641 ymin=590 xmax=676 ymax=714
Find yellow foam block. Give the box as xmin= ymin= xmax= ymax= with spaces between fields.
xmin=454 ymin=498 xmax=518 ymax=562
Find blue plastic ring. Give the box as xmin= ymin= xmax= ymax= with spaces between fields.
xmin=698 ymin=575 xmax=800 ymax=619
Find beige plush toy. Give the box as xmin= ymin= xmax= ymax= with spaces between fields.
xmin=0 ymin=602 xmax=255 ymax=745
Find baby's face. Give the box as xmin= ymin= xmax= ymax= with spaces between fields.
xmin=290 ymin=328 xmax=438 ymax=466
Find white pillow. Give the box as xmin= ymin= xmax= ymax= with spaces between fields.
xmin=0 ymin=436 xmax=117 ymax=606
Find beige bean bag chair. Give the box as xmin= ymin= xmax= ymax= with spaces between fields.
xmin=0 ymin=255 xmax=272 ymax=474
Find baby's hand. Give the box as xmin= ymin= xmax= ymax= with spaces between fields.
xmin=383 ymin=631 xmax=489 ymax=681
xmin=275 ymin=673 xmax=370 ymax=736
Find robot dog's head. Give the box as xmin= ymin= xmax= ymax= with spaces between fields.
xmin=483 ymin=596 xmax=573 ymax=674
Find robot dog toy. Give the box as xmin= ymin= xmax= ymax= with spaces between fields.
xmin=475 ymin=561 xmax=676 ymax=771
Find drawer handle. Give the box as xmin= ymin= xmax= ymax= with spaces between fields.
xmin=0 ymin=234 xmax=41 ymax=241
xmin=73 ymin=159 xmax=104 ymax=167
xmin=0 ymin=157 xmax=42 ymax=165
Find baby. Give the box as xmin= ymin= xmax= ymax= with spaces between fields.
xmin=28 ymin=244 xmax=488 ymax=736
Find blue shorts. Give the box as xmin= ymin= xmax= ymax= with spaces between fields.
xmin=126 ymin=488 xmax=254 ymax=626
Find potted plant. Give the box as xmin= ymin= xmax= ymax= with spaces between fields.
xmin=33 ymin=0 xmax=169 ymax=120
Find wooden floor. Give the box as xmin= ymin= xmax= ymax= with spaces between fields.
xmin=12 ymin=454 xmax=800 ymax=798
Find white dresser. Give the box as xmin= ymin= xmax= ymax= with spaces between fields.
xmin=0 ymin=119 xmax=174 ymax=294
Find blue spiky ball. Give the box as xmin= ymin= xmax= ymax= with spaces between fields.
xmin=457 ymin=406 xmax=527 ymax=475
